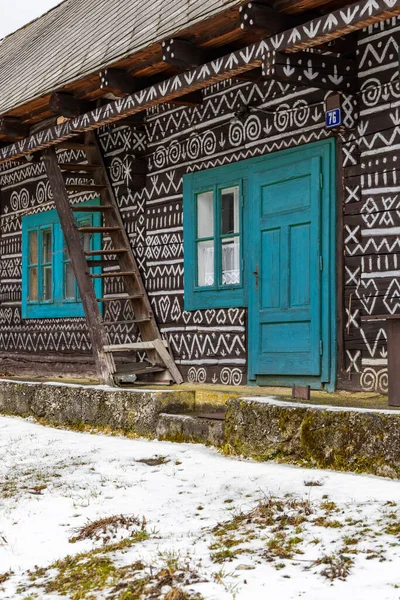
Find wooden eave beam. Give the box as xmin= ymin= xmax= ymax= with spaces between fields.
xmin=1 ymin=0 xmax=400 ymax=165
xmin=162 ymin=38 xmax=208 ymax=70
xmin=0 ymin=117 xmax=30 ymax=140
xmin=99 ymin=68 xmax=139 ymax=97
xmin=49 ymin=92 xmax=93 ymax=118
xmin=239 ymin=2 xmax=288 ymax=34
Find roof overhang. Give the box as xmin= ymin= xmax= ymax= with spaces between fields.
xmin=0 ymin=0 xmax=398 ymax=166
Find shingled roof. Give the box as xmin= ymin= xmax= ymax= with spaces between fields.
xmin=0 ymin=0 xmax=245 ymax=117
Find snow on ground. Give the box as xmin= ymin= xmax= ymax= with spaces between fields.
xmin=1 ymin=416 xmax=400 ymax=599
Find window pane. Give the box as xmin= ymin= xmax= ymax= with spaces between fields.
xmin=42 ymin=228 xmax=52 ymax=264
xmin=221 ymin=187 xmax=239 ymax=235
xmin=64 ymin=262 xmax=75 ymax=299
xmin=222 ymin=237 xmax=240 ymax=286
xmin=28 ymin=267 xmax=38 ymax=302
xmin=28 ymin=231 xmax=38 ymax=265
xmin=42 ymin=266 xmax=52 ymax=301
xmin=197 ymin=240 xmax=214 ymax=287
xmin=197 ymin=191 xmax=214 ymax=238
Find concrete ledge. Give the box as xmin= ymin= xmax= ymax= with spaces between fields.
xmin=0 ymin=379 xmax=195 ymax=436
xmin=156 ymin=413 xmax=224 ymax=446
xmin=225 ymin=397 xmax=400 ymax=478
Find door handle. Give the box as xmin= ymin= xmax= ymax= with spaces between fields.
xmin=252 ymin=265 xmax=259 ymax=290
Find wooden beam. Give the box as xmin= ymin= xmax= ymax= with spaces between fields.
xmin=170 ymin=90 xmax=203 ymax=106
xmin=99 ymin=68 xmax=139 ymax=97
xmin=0 ymin=118 xmax=30 ymax=140
xmin=262 ymin=51 xmax=357 ymax=92
xmin=42 ymin=146 xmax=115 ymax=386
xmin=239 ymin=2 xmax=288 ymax=34
xmin=162 ymin=38 xmax=208 ymax=70
xmin=2 ymin=0 xmax=400 ymax=164
xmin=49 ymin=93 xmax=92 ymax=118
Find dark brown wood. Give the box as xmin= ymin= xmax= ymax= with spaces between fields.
xmin=387 ymin=319 xmax=400 ymax=407
xmin=99 ymin=69 xmax=139 ymax=97
xmin=170 ymin=91 xmax=203 ymax=106
xmin=292 ymin=385 xmax=311 ymax=400
xmin=263 ymin=51 xmax=357 ymax=92
xmin=0 ymin=117 xmax=30 ymax=140
xmin=42 ymin=146 xmax=115 ymax=385
xmin=162 ymin=38 xmax=208 ymax=69
xmin=49 ymin=93 xmax=92 ymax=118
xmin=239 ymin=3 xmax=288 ymax=34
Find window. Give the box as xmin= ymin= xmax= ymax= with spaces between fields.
xmin=183 ymin=166 xmax=247 ymax=310
xmin=22 ymin=201 xmax=102 ymax=318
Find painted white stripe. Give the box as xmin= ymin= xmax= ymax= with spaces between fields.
xmin=361 ymin=186 xmax=400 ymax=194
xmin=358 ymin=61 xmax=398 ymax=78
xmin=148 ymin=290 xmax=183 ymax=295
xmin=361 ymin=226 xmax=400 ymax=237
xmin=361 ymin=270 xmax=400 ymax=279
xmin=147 ymin=258 xmax=183 ymax=266
xmin=176 ymin=358 xmax=246 ymax=365
xmin=161 ymin=326 xmax=244 ymax=333
xmin=362 ymin=358 xmax=387 ymax=366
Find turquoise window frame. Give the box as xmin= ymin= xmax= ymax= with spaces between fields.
xmin=183 ymin=163 xmax=248 ymax=310
xmin=22 ymin=199 xmax=102 ymax=319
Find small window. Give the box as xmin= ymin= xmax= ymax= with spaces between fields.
xmin=22 ymin=202 xmax=102 ymax=318
xmin=183 ymin=168 xmax=247 ymax=310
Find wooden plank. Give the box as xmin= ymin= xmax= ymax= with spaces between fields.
xmin=42 ymin=146 xmax=115 ymax=385
xmin=152 ymin=338 xmax=184 ymax=385
xmin=104 ymin=341 xmax=168 ymax=351
xmin=388 ymin=320 xmax=400 ymax=407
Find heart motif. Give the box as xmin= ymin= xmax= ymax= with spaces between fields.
xmin=205 ymin=309 xmax=216 ymax=324
xmin=228 ymin=308 xmax=240 ymax=325
xmin=182 ymin=311 xmax=191 ymax=325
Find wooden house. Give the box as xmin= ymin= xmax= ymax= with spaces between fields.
xmin=0 ymin=0 xmax=399 ymax=395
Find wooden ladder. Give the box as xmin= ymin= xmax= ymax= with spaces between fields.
xmin=42 ymin=132 xmax=183 ymax=386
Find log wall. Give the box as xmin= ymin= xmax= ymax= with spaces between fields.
xmin=0 ymin=17 xmax=398 ymax=390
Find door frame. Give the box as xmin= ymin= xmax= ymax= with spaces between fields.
xmin=247 ymin=139 xmax=337 ymax=391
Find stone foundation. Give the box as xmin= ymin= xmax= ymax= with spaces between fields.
xmin=225 ymin=397 xmax=400 ymax=478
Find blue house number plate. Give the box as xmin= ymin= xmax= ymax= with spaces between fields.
xmin=325 ymin=108 xmax=342 ymax=128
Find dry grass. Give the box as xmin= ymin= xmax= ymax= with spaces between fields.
xmin=69 ymin=514 xmax=146 ymax=545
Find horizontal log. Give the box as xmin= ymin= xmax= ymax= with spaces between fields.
xmin=1 ymin=0 xmax=400 ymax=164
xmin=0 ymin=117 xmax=30 ymax=140
xmin=262 ymin=51 xmax=356 ymax=92
xmin=49 ymin=92 xmax=92 ymax=118
xmin=162 ymin=38 xmax=208 ymax=70
xmin=99 ymin=68 xmax=139 ymax=97
xmin=239 ymin=3 xmax=288 ymax=34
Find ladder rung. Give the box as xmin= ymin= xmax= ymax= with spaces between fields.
xmin=85 ymin=249 xmax=128 ymax=256
xmin=114 ymin=363 xmax=165 ymax=376
xmin=66 ymin=184 xmax=106 ymax=192
xmin=90 ymin=271 xmax=138 ymax=278
xmin=60 ymin=163 xmax=99 ymax=172
xmin=86 ymin=259 xmax=119 ymax=268
xmin=97 ymin=294 xmax=144 ymax=302
xmin=103 ymin=317 xmax=151 ymax=325
xmin=72 ymin=205 xmax=115 ymax=212
xmin=78 ymin=226 xmax=120 ymax=233
xmin=105 ymin=341 xmax=169 ymax=352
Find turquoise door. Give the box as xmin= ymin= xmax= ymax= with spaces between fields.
xmin=248 ymin=142 xmax=335 ymax=388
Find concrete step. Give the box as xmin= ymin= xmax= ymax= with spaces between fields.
xmin=156 ymin=413 xmax=225 ymax=447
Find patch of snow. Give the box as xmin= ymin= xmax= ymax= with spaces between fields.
xmin=1 ymin=416 xmax=400 ymax=599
